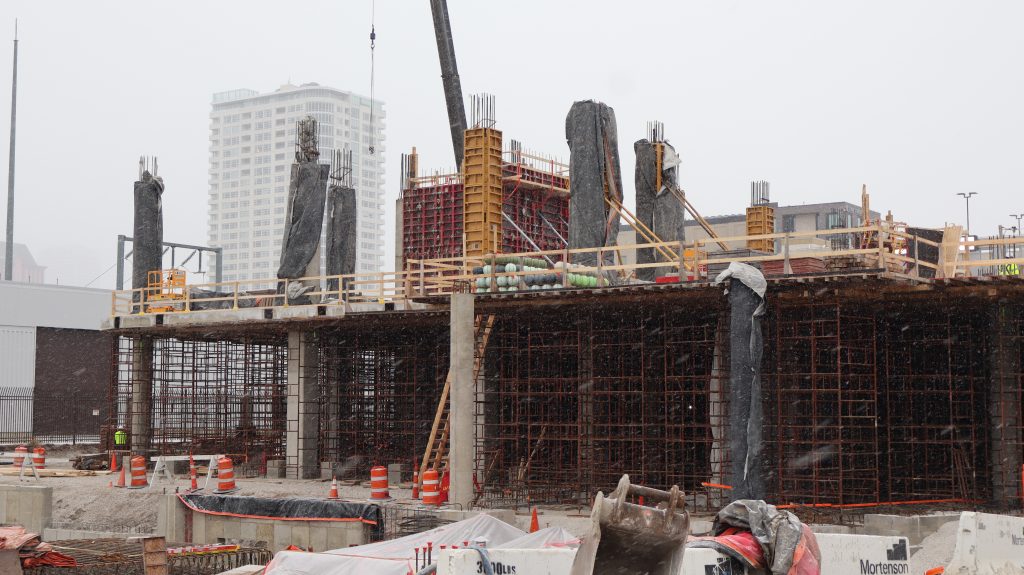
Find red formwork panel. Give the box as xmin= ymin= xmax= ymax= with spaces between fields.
xmin=401 ymin=182 xmax=464 ymax=266
xmin=401 ymin=165 xmax=570 ymax=266
xmin=502 ymin=185 xmax=569 ymax=255
xmin=501 ymin=164 xmax=570 ymax=255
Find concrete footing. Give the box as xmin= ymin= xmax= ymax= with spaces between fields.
xmin=0 ymin=484 xmax=52 ymax=533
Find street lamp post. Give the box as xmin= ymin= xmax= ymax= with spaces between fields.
xmin=957 ymin=192 xmax=978 ymax=235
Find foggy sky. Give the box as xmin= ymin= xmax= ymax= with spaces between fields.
xmin=0 ymin=1 xmax=1021 ymax=287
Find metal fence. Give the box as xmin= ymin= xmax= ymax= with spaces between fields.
xmin=0 ymin=385 xmax=32 ymax=443
xmin=0 ymin=386 xmax=106 ymax=445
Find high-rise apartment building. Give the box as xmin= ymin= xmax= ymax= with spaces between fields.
xmin=208 ymin=83 xmax=385 ymax=285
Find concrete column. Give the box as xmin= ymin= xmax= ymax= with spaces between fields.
xmin=449 ymin=294 xmax=475 ymax=507
xmin=286 ymin=331 xmax=320 ymax=479
xmin=130 ymin=336 xmax=153 ymax=452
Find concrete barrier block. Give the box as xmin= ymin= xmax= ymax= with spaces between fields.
xmin=309 ymin=525 xmax=328 ymax=552
xmin=206 ymin=517 xmax=225 ymax=540
xmin=272 ymin=523 xmax=291 ymax=551
xmin=4 ymin=494 xmax=18 ymax=524
xmin=352 ymin=523 xmax=368 ymax=546
xmin=326 ymin=524 xmax=348 ymax=550
xmin=255 ymin=521 xmax=274 ymax=546
xmin=439 ymin=548 xmax=576 ymax=575
xmin=945 ymin=511 xmax=1024 ymax=573
xmin=816 ymin=533 xmax=910 ymax=575
xmin=240 ymin=521 xmax=258 ymax=542
xmin=387 ymin=463 xmax=406 ymax=486
xmin=290 ymin=523 xmax=310 ymax=549
xmin=811 ymin=524 xmax=854 ymax=535
xmin=222 ymin=518 xmax=241 ymax=541
xmin=193 ymin=514 xmax=207 ymax=543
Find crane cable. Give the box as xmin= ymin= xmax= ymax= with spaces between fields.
xmin=368 ymin=0 xmax=377 ymax=155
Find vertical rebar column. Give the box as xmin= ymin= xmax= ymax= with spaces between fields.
xmin=129 ymin=336 xmax=153 ymax=452
xmin=989 ymin=301 xmax=1022 ymax=504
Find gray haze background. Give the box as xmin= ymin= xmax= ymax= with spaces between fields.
xmin=0 ymin=1 xmax=1021 ymax=288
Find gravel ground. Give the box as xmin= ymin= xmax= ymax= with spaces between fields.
xmin=908 ymin=519 xmax=959 ymax=574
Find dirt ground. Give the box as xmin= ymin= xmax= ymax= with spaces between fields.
xmin=0 ymin=458 xmax=607 ymax=535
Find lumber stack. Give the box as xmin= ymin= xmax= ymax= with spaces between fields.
xmin=762 ymin=256 xmax=827 ymax=276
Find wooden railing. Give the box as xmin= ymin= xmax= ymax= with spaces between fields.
xmin=109 ymin=225 xmax=1023 ymax=318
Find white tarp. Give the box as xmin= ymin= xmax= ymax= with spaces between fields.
xmin=713 ymin=262 xmax=767 ymax=299
xmin=264 ymin=513 xmax=524 ymax=575
xmin=496 ymin=527 xmax=580 ymax=549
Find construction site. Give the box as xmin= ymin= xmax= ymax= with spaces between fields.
xmin=3 ymin=2 xmax=1024 ymax=574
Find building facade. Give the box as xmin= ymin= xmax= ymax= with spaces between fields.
xmin=0 ymin=242 xmax=46 ymax=283
xmin=208 ymin=83 xmax=386 ymax=285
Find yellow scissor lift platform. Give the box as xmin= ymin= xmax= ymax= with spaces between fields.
xmin=145 ymin=269 xmax=186 ymax=313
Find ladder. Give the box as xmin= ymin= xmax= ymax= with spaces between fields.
xmin=419 ymin=314 xmax=496 ymax=486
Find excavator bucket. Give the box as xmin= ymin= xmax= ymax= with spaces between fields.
xmin=570 ymin=475 xmax=690 ymax=575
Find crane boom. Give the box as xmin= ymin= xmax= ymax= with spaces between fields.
xmin=429 ymin=0 xmax=468 ymax=169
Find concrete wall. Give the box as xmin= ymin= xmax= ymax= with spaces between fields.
xmin=157 ymin=494 xmax=364 ymax=552
xmin=0 ymin=484 xmax=52 ymax=533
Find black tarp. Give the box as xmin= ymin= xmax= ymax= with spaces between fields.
xmin=906 ymin=227 xmax=943 ymax=279
xmin=565 ymin=100 xmax=621 ymax=267
xmin=635 ymin=139 xmax=686 ymax=281
xmin=132 ymin=171 xmax=163 ymax=292
xmin=178 ymin=493 xmax=381 ymax=527
xmin=325 ymin=184 xmax=357 ymax=294
xmin=715 ymin=263 xmax=767 ymax=501
xmin=278 ymin=162 xmax=330 ymax=280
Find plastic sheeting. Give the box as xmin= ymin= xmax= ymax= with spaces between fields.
xmin=714 ymin=262 xmax=767 ymax=500
xmin=496 ymin=527 xmax=580 ymax=549
xmin=634 ymin=139 xmax=685 ymax=281
xmin=132 ymin=172 xmax=163 ymax=291
xmin=695 ymin=500 xmax=821 ymax=575
xmin=278 ymin=161 xmax=330 ymax=280
xmin=325 ymin=184 xmax=357 ymax=294
xmin=264 ymin=513 xmax=524 ymax=575
xmin=565 ymin=100 xmax=621 ymax=267
xmin=177 ymin=493 xmax=380 ymax=526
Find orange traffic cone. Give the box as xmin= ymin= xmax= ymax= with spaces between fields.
xmin=529 ymin=507 xmax=539 ymax=533
xmin=110 ymin=452 xmax=118 ymax=472
xmin=189 ymin=455 xmax=198 ymax=491
xmin=116 ymin=465 xmax=126 ymax=488
xmin=328 ymin=477 xmax=339 ymax=500
xmin=412 ymin=470 xmax=419 ymax=500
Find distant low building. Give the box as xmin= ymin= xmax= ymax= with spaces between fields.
xmin=0 ymin=281 xmax=112 ymax=444
xmin=618 ymin=200 xmax=881 ymax=257
xmin=0 ymin=242 xmax=46 ymax=283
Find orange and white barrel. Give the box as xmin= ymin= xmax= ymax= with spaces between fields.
xmin=422 ymin=469 xmax=440 ymax=506
xmin=370 ymin=466 xmax=391 ymax=500
xmin=214 ymin=456 xmax=239 ymax=494
xmin=13 ymin=445 xmax=27 ymax=467
xmin=32 ymin=447 xmax=46 ymax=470
xmin=127 ymin=455 xmax=148 ymax=489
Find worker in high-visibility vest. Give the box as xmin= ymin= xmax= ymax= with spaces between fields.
xmin=1007 ymin=263 xmax=1020 ymax=275
xmin=114 ymin=427 xmax=127 ymax=448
